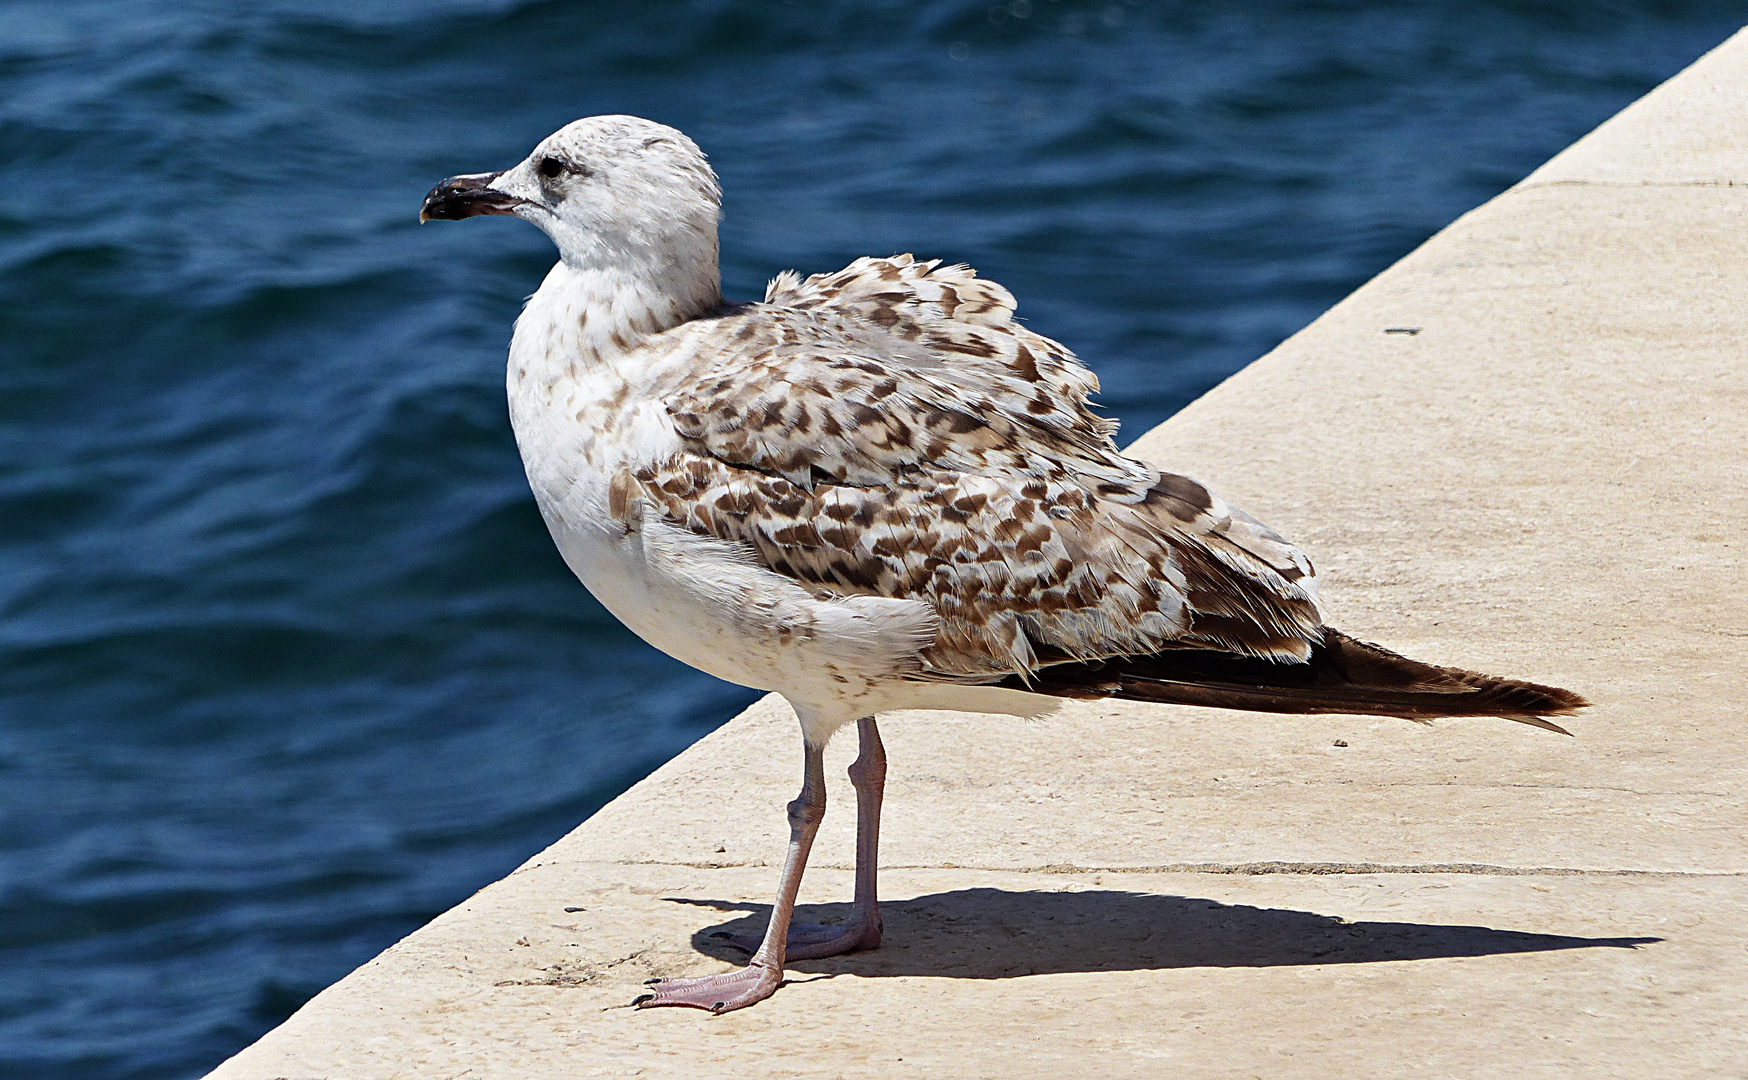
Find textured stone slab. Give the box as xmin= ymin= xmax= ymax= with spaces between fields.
xmin=214 ymin=864 xmax=1744 ymax=1079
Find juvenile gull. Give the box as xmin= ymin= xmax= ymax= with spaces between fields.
xmin=420 ymin=115 xmax=1587 ymax=1013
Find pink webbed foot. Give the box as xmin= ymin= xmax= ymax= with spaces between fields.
xmin=710 ymin=918 xmax=882 ymax=961
xmin=632 ymin=961 xmax=782 ymax=1013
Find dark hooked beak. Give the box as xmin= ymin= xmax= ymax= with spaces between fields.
xmin=419 ymin=171 xmax=526 ymax=223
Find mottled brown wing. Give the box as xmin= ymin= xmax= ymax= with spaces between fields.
xmin=669 ymin=255 xmax=1130 ymax=490
xmin=763 ymin=254 xmax=1105 ymax=422
xmin=645 ymin=255 xmax=1325 ymax=677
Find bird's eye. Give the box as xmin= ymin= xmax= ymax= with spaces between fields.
xmin=537 ymin=157 xmax=565 ymax=179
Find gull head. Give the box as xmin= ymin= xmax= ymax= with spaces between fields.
xmin=421 ymin=116 xmax=721 ymax=289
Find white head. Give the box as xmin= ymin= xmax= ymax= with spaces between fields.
xmin=422 ymin=115 xmax=723 ymax=325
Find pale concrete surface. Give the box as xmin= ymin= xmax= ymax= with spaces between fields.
xmin=208 ymin=29 xmax=1748 ymax=1080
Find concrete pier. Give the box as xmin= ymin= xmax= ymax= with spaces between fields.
xmin=208 ymin=28 xmax=1748 ymax=1079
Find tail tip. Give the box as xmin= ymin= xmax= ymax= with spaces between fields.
xmin=1512 ymin=687 xmax=1589 ymax=735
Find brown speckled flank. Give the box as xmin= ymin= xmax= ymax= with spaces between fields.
xmin=616 ymin=255 xmax=1324 ymax=679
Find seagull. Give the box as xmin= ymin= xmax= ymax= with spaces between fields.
xmin=420 ymin=115 xmax=1587 ymax=1014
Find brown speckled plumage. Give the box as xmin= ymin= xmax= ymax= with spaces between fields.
xmin=615 ymin=254 xmax=1323 ymax=680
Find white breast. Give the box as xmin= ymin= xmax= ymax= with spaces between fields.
xmin=502 ymin=263 xmax=944 ymax=726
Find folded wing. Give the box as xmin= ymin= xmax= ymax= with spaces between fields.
xmin=626 ymin=255 xmax=1324 ymax=680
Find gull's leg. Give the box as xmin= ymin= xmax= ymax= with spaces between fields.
xmin=634 ymin=735 xmax=827 ymax=1013
xmin=716 ymin=716 xmax=886 ymax=960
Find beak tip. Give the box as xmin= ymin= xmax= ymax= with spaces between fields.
xmin=419 ymin=170 xmax=517 ymax=224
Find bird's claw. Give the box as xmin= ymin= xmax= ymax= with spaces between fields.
xmin=632 ymin=963 xmax=783 ymax=1013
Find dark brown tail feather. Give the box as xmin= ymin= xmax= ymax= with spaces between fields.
xmin=1006 ymin=628 xmax=1589 ymax=734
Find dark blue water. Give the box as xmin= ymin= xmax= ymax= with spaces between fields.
xmin=0 ymin=2 xmax=1738 ymax=1076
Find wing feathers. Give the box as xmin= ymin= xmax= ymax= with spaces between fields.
xmin=632 ymin=256 xmax=1326 ymax=678
xmin=616 ymin=255 xmax=1590 ymax=726
xmin=1010 ymin=628 xmax=1588 ymax=731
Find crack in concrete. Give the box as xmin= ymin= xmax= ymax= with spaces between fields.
xmin=1117 ymin=779 xmax=1736 ymax=799
xmin=1350 ymin=781 xmax=1735 ymax=799
xmin=610 ymin=857 xmax=1745 ymax=878
xmin=994 ymin=860 xmax=1747 ymax=878
xmin=1515 ymin=179 xmax=1746 ymax=190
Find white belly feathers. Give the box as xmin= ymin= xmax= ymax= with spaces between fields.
xmin=503 ymin=266 xmax=939 ymax=723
